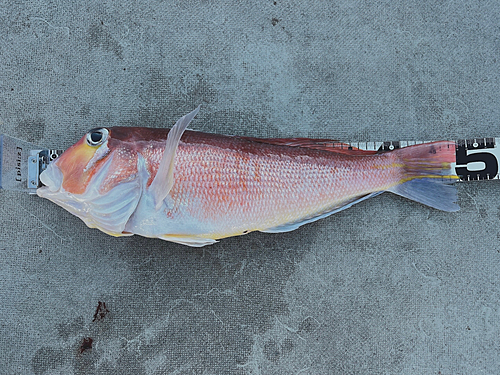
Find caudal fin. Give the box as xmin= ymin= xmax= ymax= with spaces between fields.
xmin=388 ymin=141 xmax=459 ymax=212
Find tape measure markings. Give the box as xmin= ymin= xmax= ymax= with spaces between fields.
xmin=351 ymin=138 xmax=500 ymax=181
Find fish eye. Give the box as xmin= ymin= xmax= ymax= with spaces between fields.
xmin=86 ymin=128 xmax=109 ymax=146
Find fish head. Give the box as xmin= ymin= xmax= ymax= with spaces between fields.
xmin=40 ymin=127 xmax=113 ymax=194
xmin=37 ymin=127 xmax=144 ymax=236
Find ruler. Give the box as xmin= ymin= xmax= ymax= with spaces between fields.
xmin=0 ymin=135 xmax=63 ymax=194
xmin=0 ymin=134 xmax=498 ymax=194
xmin=350 ymin=137 xmax=499 ymax=181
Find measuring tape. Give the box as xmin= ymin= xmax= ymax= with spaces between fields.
xmin=0 ymin=135 xmax=499 ymax=194
xmin=454 ymin=138 xmax=498 ymax=181
xmin=349 ymin=138 xmax=499 ymax=182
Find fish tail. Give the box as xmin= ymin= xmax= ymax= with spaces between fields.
xmin=388 ymin=141 xmax=459 ymax=212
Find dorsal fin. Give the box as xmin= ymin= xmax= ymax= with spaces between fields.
xmin=239 ymin=137 xmax=377 ymax=155
xmin=149 ymin=106 xmax=200 ymax=210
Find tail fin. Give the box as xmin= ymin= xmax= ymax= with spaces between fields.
xmin=388 ymin=141 xmax=459 ymax=212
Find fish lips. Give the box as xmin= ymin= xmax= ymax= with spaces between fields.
xmin=39 ymin=162 xmax=64 ymax=193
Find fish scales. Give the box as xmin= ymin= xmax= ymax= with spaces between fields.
xmin=134 ymin=131 xmax=399 ymax=236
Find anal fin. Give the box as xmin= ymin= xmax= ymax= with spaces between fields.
xmin=261 ymin=192 xmax=382 ymax=233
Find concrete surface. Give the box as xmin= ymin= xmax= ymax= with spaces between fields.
xmin=1 ymin=0 xmax=500 ymax=374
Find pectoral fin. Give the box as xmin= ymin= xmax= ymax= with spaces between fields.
xmin=149 ymin=106 xmax=200 ymax=209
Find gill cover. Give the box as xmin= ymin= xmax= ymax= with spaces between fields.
xmin=37 ymin=127 xmax=145 ymax=236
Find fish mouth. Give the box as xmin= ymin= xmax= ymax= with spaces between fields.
xmin=38 ymin=162 xmax=63 ymax=193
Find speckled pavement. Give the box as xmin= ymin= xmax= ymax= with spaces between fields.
xmin=1 ymin=1 xmax=500 ymax=374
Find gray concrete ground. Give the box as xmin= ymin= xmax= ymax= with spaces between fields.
xmin=1 ymin=1 xmax=500 ymax=374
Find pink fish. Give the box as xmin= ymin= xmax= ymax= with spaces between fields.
xmin=37 ymin=107 xmax=458 ymax=246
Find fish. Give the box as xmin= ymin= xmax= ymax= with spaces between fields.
xmin=37 ymin=107 xmax=459 ymax=247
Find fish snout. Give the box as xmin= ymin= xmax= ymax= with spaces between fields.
xmin=39 ymin=162 xmax=64 ymax=192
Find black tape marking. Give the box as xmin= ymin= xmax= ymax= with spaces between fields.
xmin=455 ymin=138 xmax=498 ymax=180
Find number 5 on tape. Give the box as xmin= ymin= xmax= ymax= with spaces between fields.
xmin=455 ymin=138 xmax=499 ymax=181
